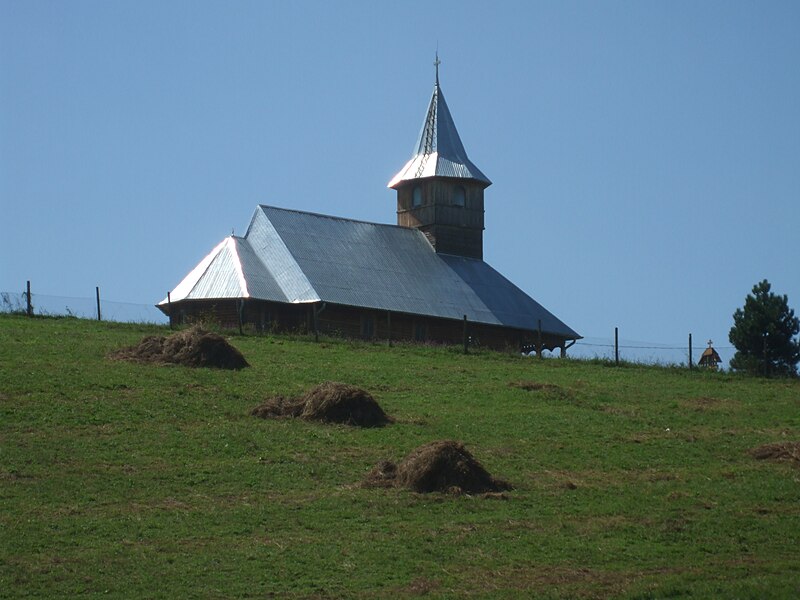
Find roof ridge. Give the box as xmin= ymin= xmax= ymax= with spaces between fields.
xmin=257 ymin=204 xmax=409 ymax=230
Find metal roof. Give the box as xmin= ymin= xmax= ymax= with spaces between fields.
xmin=388 ymin=72 xmax=491 ymax=188
xmin=164 ymin=237 xmax=245 ymax=301
xmin=161 ymin=205 xmax=579 ymax=340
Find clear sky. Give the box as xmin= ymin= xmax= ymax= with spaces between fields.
xmin=2 ymin=1 xmax=798 ymax=363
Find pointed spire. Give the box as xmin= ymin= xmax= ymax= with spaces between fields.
xmin=388 ymin=56 xmax=490 ymax=189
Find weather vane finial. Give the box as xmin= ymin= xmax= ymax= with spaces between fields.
xmin=434 ymin=51 xmax=441 ymax=84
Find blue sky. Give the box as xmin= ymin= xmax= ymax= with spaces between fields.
xmin=2 ymin=1 xmax=798 ymax=363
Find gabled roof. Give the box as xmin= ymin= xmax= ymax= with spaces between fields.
xmin=388 ymin=68 xmax=490 ymax=188
xmin=160 ymin=205 xmax=579 ymax=340
xmin=699 ymin=346 xmax=722 ymax=363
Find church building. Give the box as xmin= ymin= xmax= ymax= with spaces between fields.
xmin=158 ymin=61 xmax=580 ymax=355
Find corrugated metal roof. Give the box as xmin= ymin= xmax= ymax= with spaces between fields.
xmin=161 ymin=237 xmax=248 ymax=302
xmin=245 ymin=209 xmax=318 ymax=302
xmin=162 ymin=206 xmax=579 ymax=340
xmin=234 ymin=236 xmax=289 ymax=303
xmin=388 ymin=77 xmax=490 ymax=188
xmin=186 ymin=238 xmax=247 ymax=299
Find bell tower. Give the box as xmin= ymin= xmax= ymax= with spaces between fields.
xmin=388 ymin=55 xmax=491 ymax=260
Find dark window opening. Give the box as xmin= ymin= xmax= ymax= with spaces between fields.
xmin=412 ymin=186 xmax=422 ymax=208
xmin=453 ymin=186 xmax=466 ymax=207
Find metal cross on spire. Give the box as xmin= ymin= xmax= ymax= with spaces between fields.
xmin=434 ymin=52 xmax=441 ymax=84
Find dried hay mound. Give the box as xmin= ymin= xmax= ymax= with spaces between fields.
xmin=112 ymin=326 xmax=249 ymax=370
xmin=363 ymin=440 xmax=512 ymax=494
xmin=362 ymin=460 xmax=399 ymax=488
xmin=251 ymin=382 xmax=392 ymax=427
xmin=749 ymin=441 xmax=800 ymax=465
xmin=300 ymin=382 xmax=391 ymax=426
xmin=249 ymin=396 xmax=305 ymax=419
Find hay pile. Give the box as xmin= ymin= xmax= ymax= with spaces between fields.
xmin=251 ymin=381 xmax=392 ymax=427
xmin=111 ymin=326 xmax=249 ymax=370
xmin=363 ymin=440 xmax=512 ymax=494
xmin=749 ymin=441 xmax=800 ymax=466
xmin=250 ymin=395 xmax=304 ymax=419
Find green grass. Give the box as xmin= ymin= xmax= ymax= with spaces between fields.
xmin=1 ymin=314 xmax=799 ymax=599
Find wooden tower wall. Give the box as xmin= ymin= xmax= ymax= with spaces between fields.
xmin=396 ymin=178 xmax=486 ymax=259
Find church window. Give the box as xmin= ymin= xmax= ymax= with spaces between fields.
xmin=453 ymin=186 xmax=466 ymax=207
xmin=412 ymin=186 xmax=422 ymax=208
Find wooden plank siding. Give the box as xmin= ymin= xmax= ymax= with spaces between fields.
xmin=396 ymin=177 xmax=486 ymax=259
xmin=166 ymin=298 xmax=568 ymax=353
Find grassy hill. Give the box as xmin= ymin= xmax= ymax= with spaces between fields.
xmin=1 ymin=314 xmax=798 ymax=598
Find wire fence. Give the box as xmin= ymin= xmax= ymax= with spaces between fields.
xmin=1 ymin=286 xmax=732 ymax=368
xmin=567 ymin=336 xmax=734 ymax=368
xmin=1 ymin=289 xmax=167 ymax=325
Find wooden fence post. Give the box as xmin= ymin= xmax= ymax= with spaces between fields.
xmin=96 ymin=287 xmax=102 ymax=321
xmin=387 ymin=310 xmax=392 ymax=347
xmin=463 ymin=315 xmax=468 ymax=355
xmin=615 ymin=327 xmax=619 ymax=366
xmin=167 ymin=292 xmax=173 ymax=329
xmin=26 ymin=280 xmax=32 ymax=317
xmin=688 ymin=333 xmax=693 ymax=370
xmin=537 ymin=319 xmax=543 ymax=358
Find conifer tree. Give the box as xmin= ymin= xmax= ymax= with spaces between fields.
xmin=729 ymin=280 xmax=800 ymax=377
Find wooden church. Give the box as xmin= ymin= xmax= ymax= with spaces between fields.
xmin=158 ymin=61 xmax=580 ymax=355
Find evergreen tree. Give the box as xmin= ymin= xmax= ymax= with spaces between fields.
xmin=729 ymin=280 xmax=800 ymax=377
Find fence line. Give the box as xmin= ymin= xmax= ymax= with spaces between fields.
xmin=577 ymin=341 xmax=734 ymax=350
xmin=1 ymin=288 xmax=167 ymax=325
xmin=1 ymin=285 xmax=732 ymax=367
xmin=568 ymin=334 xmax=733 ymax=368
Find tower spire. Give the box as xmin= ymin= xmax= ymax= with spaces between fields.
xmin=387 ymin=57 xmax=490 ymax=189
xmin=388 ymin=58 xmax=491 ymax=259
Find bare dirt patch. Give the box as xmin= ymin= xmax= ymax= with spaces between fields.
xmin=691 ymin=396 xmax=722 ymax=406
xmin=681 ymin=396 xmax=735 ymax=412
xmin=455 ymin=564 xmax=636 ymax=599
xmin=251 ymin=382 xmax=392 ymax=427
xmin=362 ymin=440 xmax=512 ymax=494
xmin=401 ymin=577 xmax=441 ymax=595
xmin=111 ymin=326 xmax=248 ymax=370
xmin=749 ymin=441 xmax=800 ymax=466
xmin=509 ymin=380 xmax=564 ymax=393
xmin=600 ymin=404 xmax=638 ymax=417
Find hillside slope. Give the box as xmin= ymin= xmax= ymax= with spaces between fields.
xmin=1 ymin=315 xmax=798 ymax=598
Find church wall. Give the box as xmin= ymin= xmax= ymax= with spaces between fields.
xmin=164 ymin=299 xmax=567 ymax=353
